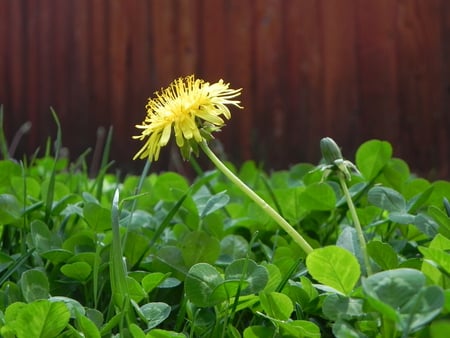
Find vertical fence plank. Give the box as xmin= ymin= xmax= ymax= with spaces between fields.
xmin=126 ymin=0 xmax=152 ymax=134
xmin=198 ymin=0 xmax=232 ymax=153
xmin=177 ymin=0 xmax=199 ymax=76
xmin=51 ymin=0 xmax=70 ymax=127
xmin=109 ymin=0 xmax=129 ymax=154
xmin=225 ymin=0 xmax=254 ymax=161
xmin=69 ymin=0 xmax=91 ymax=153
xmin=253 ymin=0 xmax=286 ymax=166
xmin=356 ymin=0 xmax=399 ymax=147
xmin=24 ymin=0 xmax=41 ymax=148
xmin=0 ymin=3 xmax=11 ymax=109
xmin=320 ymin=0 xmax=359 ymax=153
xmin=90 ymin=0 xmax=109 ymax=132
xmin=284 ymin=0 xmax=324 ymax=163
xmin=441 ymin=0 xmax=450 ymax=176
xmin=125 ymin=0 xmax=153 ymax=167
xmin=150 ymin=0 xmax=177 ymax=86
xmin=198 ymin=0 xmax=226 ymax=80
xmin=37 ymin=0 xmax=53 ymax=130
xmin=397 ymin=0 xmax=447 ymax=176
xmin=5 ymin=1 xmax=26 ymax=146
xmin=0 ymin=0 xmax=10 ymax=140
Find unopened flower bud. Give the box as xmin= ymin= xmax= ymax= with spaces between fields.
xmin=320 ymin=137 xmax=343 ymax=165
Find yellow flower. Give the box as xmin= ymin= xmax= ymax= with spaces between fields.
xmin=133 ymin=75 xmax=242 ymax=161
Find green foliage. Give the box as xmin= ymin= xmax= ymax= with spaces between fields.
xmin=0 ymin=134 xmax=449 ymax=337
xmin=356 ymin=139 xmax=392 ymax=180
xmin=362 ymin=269 xmax=444 ymax=336
xmin=0 ymin=194 xmax=21 ymax=226
xmin=1 ymin=300 xmax=71 ymax=338
xmin=306 ymin=245 xmax=360 ymax=295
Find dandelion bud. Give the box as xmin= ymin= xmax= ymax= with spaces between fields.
xmin=320 ymin=137 xmax=343 ymax=165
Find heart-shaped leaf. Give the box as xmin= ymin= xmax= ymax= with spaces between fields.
xmin=362 ymin=268 xmax=444 ymax=333
xmin=224 ymin=258 xmax=269 ymax=295
xmin=181 ymin=231 xmax=220 ymax=267
xmin=185 ymin=263 xmax=225 ymax=307
xmin=367 ymin=241 xmax=398 ymax=270
xmin=195 ymin=190 xmax=230 ymax=218
xmin=141 ymin=272 xmax=169 ymax=294
xmin=13 ymin=300 xmax=70 ymax=337
xmin=368 ymin=186 xmax=406 ymax=213
xmin=298 ymin=183 xmax=336 ymax=211
xmin=259 ymin=291 xmax=293 ymax=320
xmin=279 ymin=320 xmax=321 ymax=338
xmin=322 ymin=293 xmax=364 ymax=321
xmin=306 ymin=246 xmax=360 ymax=295
xmin=20 ymin=269 xmax=49 ymax=302
xmin=60 ymin=261 xmax=92 ymax=281
xmin=0 ymin=194 xmax=21 ymax=225
xmin=83 ymin=202 xmax=111 ymax=231
xmin=138 ymin=302 xmax=171 ymax=329
xmin=356 ymin=139 xmax=392 ymax=180
xmin=400 ymin=285 xmax=444 ymax=332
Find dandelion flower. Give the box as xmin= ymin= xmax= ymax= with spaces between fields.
xmin=133 ymin=75 xmax=242 ymax=161
xmin=132 ymin=75 xmax=313 ymax=255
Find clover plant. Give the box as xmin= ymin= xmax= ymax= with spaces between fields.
xmin=0 ymin=92 xmax=449 ymax=337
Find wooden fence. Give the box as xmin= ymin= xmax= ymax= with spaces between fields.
xmin=1 ymin=0 xmax=449 ymax=178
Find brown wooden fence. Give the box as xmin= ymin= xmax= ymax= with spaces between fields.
xmin=1 ymin=0 xmax=449 ymax=178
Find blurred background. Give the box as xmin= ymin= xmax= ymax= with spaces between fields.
xmin=0 ymin=0 xmax=449 ymax=178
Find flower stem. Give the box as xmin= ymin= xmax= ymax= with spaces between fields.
xmin=338 ymin=173 xmax=373 ymax=275
xmin=200 ymin=142 xmax=313 ymax=255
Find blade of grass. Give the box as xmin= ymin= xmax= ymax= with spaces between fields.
xmin=132 ymin=159 xmax=152 ymax=206
xmin=100 ymin=126 xmax=113 ymax=169
xmin=71 ymin=147 xmax=92 ymax=178
xmin=276 ymin=257 xmax=304 ymax=292
xmin=8 ymin=121 xmax=32 ymax=158
xmin=95 ymin=126 xmax=114 ymax=201
xmin=44 ymin=108 xmax=62 ymax=225
xmin=133 ymin=189 xmax=190 ymax=268
xmin=93 ymin=234 xmax=102 ymax=309
xmin=20 ymin=161 xmax=28 ymax=255
xmin=44 ymin=133 xmax=52 ymax=156
xmin=0 ymin=105 xmax=10 ymax=159
xmin=120 ymin=159 xmax=152 ymax=261
xmin=260 ymin=174 xmax=284 ymax=217
xmin=149 ymin=191 xmax=189 ymax=248
xmin=227 ymin=232 xmax=260 ymax=333
xmin=90 ymin=126 xmax=106 ymax=177
xmin=190 ymin=156 xmax=231 ymax=218
xmin=0 ymin=249 xmax=35 ymax=286
xmin=91 ymin=160 xmax=115 ymax=199
xmin=174 ymin=297 xmax=188 ymax=332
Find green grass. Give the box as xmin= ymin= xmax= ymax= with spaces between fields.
xmin=0 ymin=119 xmax=450 ymax=337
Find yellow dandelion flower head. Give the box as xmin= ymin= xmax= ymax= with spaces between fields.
xmin=133 ymin=75 xmax=242 ymax=161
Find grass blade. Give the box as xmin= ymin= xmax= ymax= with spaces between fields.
xmin=44 ymin=108 xmax=62 ymax=225
xmin=0 ymin=249 xmax=35 ymax=286
xmin=95 ymin=126 xmax=114 ymax=200
xmin=0 ymin=106 xmax=10 ymax=159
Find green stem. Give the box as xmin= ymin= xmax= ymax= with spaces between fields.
xmin=200 ymin=142 xmax=313 ymax=255
xmin=338 ymin=174 xmax=372 ymax=275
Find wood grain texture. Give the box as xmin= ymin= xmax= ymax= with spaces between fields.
xmin=396 ymin=0 xmax=447 ymax=177
xmin=0 ymin=0 xmax=448 ymax=177
xmin=356 ymin=0 xmax=399 ymax=144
